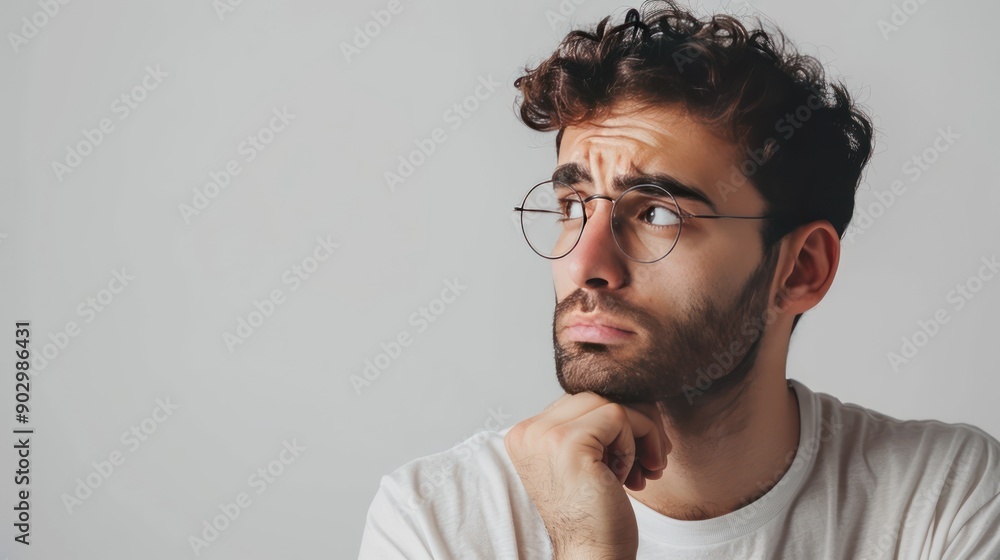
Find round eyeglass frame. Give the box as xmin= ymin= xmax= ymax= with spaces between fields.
xmin=513 ymin=180 xmax=774 ymax=263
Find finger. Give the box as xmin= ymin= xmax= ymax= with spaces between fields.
xmin=642 ymin=465 xmax=664 ymax=480
xmin=531 ymin=391 xmax=616 ymax=432
xmin=622 ymin=401 xmax=671 ymax=462
xmin=618 ymin=405 xmax=668 ymax=473
xmin=561 ymin=403 xmax=637 ymax=484
xmin=534 ymin=394 xmax=669 ymax=474
xmin=558 ymin=400 xmax=666 ymax=474
xmin=633 ymin=427 xmax=666 ymax=473
xmin=625 ymin=461 xmax=646 ymax=491
xmin=607 ymin=420 xmax=636 ymax=485
xmin=543 ymin=393 xmax=572 ymax=412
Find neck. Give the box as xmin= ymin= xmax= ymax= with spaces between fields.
xmin=625 ymin=339 xmax=800 ymax=521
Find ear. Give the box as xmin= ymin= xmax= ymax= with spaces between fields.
xmin=772 ymin=220 xmax=840 ymax=316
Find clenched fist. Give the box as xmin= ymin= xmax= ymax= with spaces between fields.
xmin=504 ymin=392 xmax=671 ymax=559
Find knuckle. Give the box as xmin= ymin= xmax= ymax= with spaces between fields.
xmin=544 ymin=423 xmax=571 ymax=447
xmin=576 ymin=390 xmax=610 ymax=406
xmin=609 ymin=455 xmax=632 ymax=476
xmin=505 ymin=422 xmax=529 ymax=453
xmin=507 ymin=421 xmax=527 ymax=440
xmin=602 ymin=402 xmax=629 ymax=424
xmin=542 ymin=424 xmax=583 ymax=455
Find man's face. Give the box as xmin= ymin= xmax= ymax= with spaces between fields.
xmin=551 ymin=102 xmax=780 ymax=405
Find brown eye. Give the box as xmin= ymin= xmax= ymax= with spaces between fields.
xmin=559 ymin=199 xmax=584 ymax=220
xmin=640 ymin=204 xmax=680 ymax=227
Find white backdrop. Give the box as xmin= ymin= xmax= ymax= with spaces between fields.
xmin=1 ymin=0 xmax=998 ymax=558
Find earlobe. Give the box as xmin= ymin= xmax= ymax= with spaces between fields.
xmin=774 ymin=285 xmax=796 ymax=314
xmin=775 ymin=221 xmax=840 ymax=316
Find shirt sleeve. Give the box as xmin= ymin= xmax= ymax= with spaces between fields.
xmin=941 ymin=425 xmax=1000 ymax=560
xmin=941 ymin=491 xmax=1000 ymax=560
xmin=358 ymin=475 xmax=435 ymax=560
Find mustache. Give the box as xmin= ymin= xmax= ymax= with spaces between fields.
xmin=554 ymin=288 xmax=658 ymax=332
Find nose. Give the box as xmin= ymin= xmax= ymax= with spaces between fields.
xmin=562 ymin=196 xmax=630 ymax=290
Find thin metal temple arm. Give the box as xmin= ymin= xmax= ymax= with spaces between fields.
xmin=513 ymin=207 xmax=567 ymax=215
xmin=686 ymin=214 xmax=772 ymax=220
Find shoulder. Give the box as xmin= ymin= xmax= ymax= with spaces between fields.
xmin=799 ymin=381 xmax=1000 ymax=516
xmin=794 ymin=382 xmax=1000 ymax=557
xmin=807 ymin=383 xmax=1000 ymax=475
xmin=361 ymin=427 xmax=551 ymax=559
xmin=381 ymin=427 xmax=518 ymax=518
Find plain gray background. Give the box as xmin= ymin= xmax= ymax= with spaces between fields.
xmin=1 ymin=0 xmax=998 ymax=558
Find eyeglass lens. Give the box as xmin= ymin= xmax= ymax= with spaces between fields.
xmin=518 ymin=181 xmax=683 ymax=262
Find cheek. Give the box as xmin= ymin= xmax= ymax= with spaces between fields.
xmin=635 ymin=261 xmax=725 ymax=318
xmin=632 ymin=266 xmax=684 ymax=314
xmin=666 ymin=236 xmax=755 ymax=294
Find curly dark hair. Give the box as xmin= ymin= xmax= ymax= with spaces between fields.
xmin=514 ymin=0 xmax=875 ymax=253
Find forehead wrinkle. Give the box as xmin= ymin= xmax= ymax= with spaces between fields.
xmin=576 ymin=128 xmax=661 ymax=153
xmin=576 ymin=134 xmax=652 ymax=188
xmin=556 ymin=107 xmax=764 ymax=215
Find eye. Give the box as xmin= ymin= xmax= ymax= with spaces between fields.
xmin=640 ymin=204 xmax=680 ymax=227
xmin=559 ymin=198 xmax=584 ymax=220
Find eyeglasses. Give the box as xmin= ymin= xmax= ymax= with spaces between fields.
xmin=513 ymin=180 xmax=772 ymax=263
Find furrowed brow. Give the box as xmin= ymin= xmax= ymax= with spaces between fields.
xmin=550 ymin=162 xmax=718 ymax=212
xmin=613 ymin=171 xmax=718 ymax=213
xmin=551 ymin=162 xmax=591 ymax=187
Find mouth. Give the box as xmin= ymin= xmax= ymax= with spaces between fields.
xmin=563 ymin=315 xmax=636 ymax=344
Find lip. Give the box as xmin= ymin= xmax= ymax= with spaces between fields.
xmin=563 ymin=315 xmax=636 ymax=344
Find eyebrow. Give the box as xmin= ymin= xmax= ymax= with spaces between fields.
xmin=550 ymin=162 xmax=718 ymax=213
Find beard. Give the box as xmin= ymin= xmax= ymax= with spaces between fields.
xmin=552 ymin=244 xmax=781 ymax=406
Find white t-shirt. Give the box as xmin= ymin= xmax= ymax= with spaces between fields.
xmin=359 ymin=379 xmax=1000 ymax=559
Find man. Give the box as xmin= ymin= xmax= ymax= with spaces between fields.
xmin=359 ymin=3 xmax=1000 ymax=558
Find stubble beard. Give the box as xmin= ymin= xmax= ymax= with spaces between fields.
xmin=552 ymin=246 xmax=780 ymax=406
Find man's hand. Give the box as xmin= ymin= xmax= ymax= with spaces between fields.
xmin=503 ymin=392 xmax=671 ymax=559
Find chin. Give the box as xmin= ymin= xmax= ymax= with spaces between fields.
xmin=556 ymin=362 xmax=673 ymax=404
